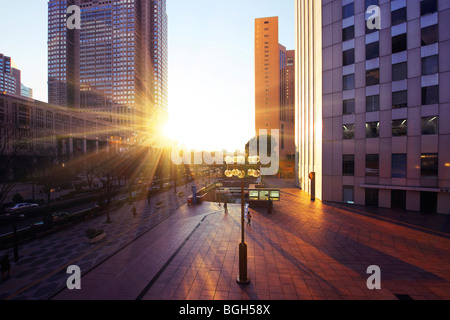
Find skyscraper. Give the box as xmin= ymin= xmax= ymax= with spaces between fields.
xmin=255 ymin=17 xmax=295 ymax=175
xmin=0 ymin=53 xmax=22 ymax=97
xmin=295 ymin=0 xmax=449 ymax=214
xmin=286 ymin=50 xmax=295 ymax=125
xmin=48 ymin=0 xmax=168 ymax=134
xmin=148 ymin=0 xmax=168 ymax=113
xmin=48 ymin=0 xmax=78 ymax=109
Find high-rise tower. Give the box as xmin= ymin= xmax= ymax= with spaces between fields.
xmin=47 ymin=0 xmax=168 ymax=133
xmin=48 ymin=0 xmax=79 ymax=109
xmin=0 ymin=53 xmax=22 ymax=97
xmin=255 ymin=17 xmax=295 ymax=175
xmin=295 ymin=0 xmax=450 ymax=214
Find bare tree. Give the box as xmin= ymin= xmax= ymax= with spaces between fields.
xmin=79 ymin=159 xmax=96 ymax=191
xmin=93 ymin=150 xmax=121 ymax=223
xmin=0 ymin=129 xmax=30 ymax=213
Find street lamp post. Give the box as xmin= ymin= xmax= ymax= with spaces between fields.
xmin=237 ymin=175 xmax=248 ymax=284
xmin=11 ymin=214 xmax=24 ymax=262
xmin=13 ymin=217 xmax=19 ymax=262
xmin=224 ymin=156 xmax=260 ymax=285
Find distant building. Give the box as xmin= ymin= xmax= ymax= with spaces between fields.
xmin=21 ymin=84 xmax=33 ymax=99
xmin=255 ymin=17 xmax=295 ymax=176
xmin=0 ymin=53 xmax=21 ymax=97
xmin=295 ymin=0 xmax=449 ymax=214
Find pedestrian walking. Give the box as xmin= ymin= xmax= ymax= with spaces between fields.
xmin=224 ymin=198 xmax=228 ymax=214
xmin=247 ymin=211 xmax=252 ymax=227
xmin=132 ymin=205 xmax=137 ymax=218
xmin=1 ymin=254 xmax=11 ymax=280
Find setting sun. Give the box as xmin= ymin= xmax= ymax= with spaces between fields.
xmin=161 ymin=111 xmax=254 ymax=152
xmin=162 ymin=121 xmax=178 ymax=141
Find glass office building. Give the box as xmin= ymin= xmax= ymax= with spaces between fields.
xmin=48 ymin=0 xmax=78 ymax=109
xmin=48 ymin=0 xmax=168 ymax=132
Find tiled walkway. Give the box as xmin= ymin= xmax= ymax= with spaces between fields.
xmin=0 ymin=184 xmax=196 ymax=300
xmin=1 ymin=179 xmax=450 ymax=300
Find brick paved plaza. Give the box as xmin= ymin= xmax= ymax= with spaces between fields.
xmin=1 ymin=179 xmax=449 ymax=301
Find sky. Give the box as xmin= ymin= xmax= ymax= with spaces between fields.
xmin=0 ymin=0 xmax=295 ymax=151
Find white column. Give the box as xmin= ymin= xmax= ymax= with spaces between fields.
xmin=68 ymin=136 xmax=74 ymax=157
xmin=83 ymin=139 xmax=87 ymax=154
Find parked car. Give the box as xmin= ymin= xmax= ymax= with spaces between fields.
xmin=93 ymin=199 xmax=110 ymax=211
xmin=6 ymin=203 xmax=39 ymax=213
xmin=149 ymin=184 xmax=160 ymax=193
xmin=52 ymin=212 xmax=71 ymax=221
xmin=30 ymin=212 xmax=71 ymax=228
xmin=162 ymin=183 xmax=172 ymax=190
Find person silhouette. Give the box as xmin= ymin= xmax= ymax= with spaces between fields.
xmin=1 ymin=254 xmax=11 ymax=280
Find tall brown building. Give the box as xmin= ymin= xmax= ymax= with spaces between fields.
xmin=286 ymin=50 xmax=295 ymax=124
xmin=284 ymin=49 xmax=296 ymax=159
xmin=255 ymin=17 xmax=295 ymax=176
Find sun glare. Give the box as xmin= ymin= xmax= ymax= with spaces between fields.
xmin=162 ymin=115 xmax=253 ymax=152
xmin=162 ymin=121 xmax=178 ymax=141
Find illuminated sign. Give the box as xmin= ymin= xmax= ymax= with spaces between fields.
xmin=269 ymin=190 xmax=280 ymax=201
xmin=249 ymin=190 xmax=259 ymax=201
xmin=260 ymin=191 xmax=269 ymax=201
xmin=248 ymin=189 xmax=280 ymax=201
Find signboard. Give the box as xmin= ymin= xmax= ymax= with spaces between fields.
xmin=259 ymin=190 xmax=269 ymax=201
xmin=269 ymin=190 xmax=280 ymax=201
xmin=248 ymin=189 xmax=280 ymax=202
xmin=249 ymin=190 xmax=259 ymax=201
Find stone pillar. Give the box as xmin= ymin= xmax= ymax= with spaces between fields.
xmin=437 ymin=193 xmax=450 ymax=215
xmin=406 ymin=191 xmax=420 ymax=212
xmin=68 ymin=136 xmax=74 ymax=158
xmin=52 ymin=135 xmax=58 ymax=162
xmin=378 ymin=189 xmax=391 ymax=208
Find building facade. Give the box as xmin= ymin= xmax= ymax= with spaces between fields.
xmin=295 ymin=0 xmax=449 ymax=214
xmin=255 ymin=17 xmax=295 ymax=174
xmin=47 ymin=0 xmax=168 ymax=134
xmin=0 ymin=92 xmax=113 ymax=168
